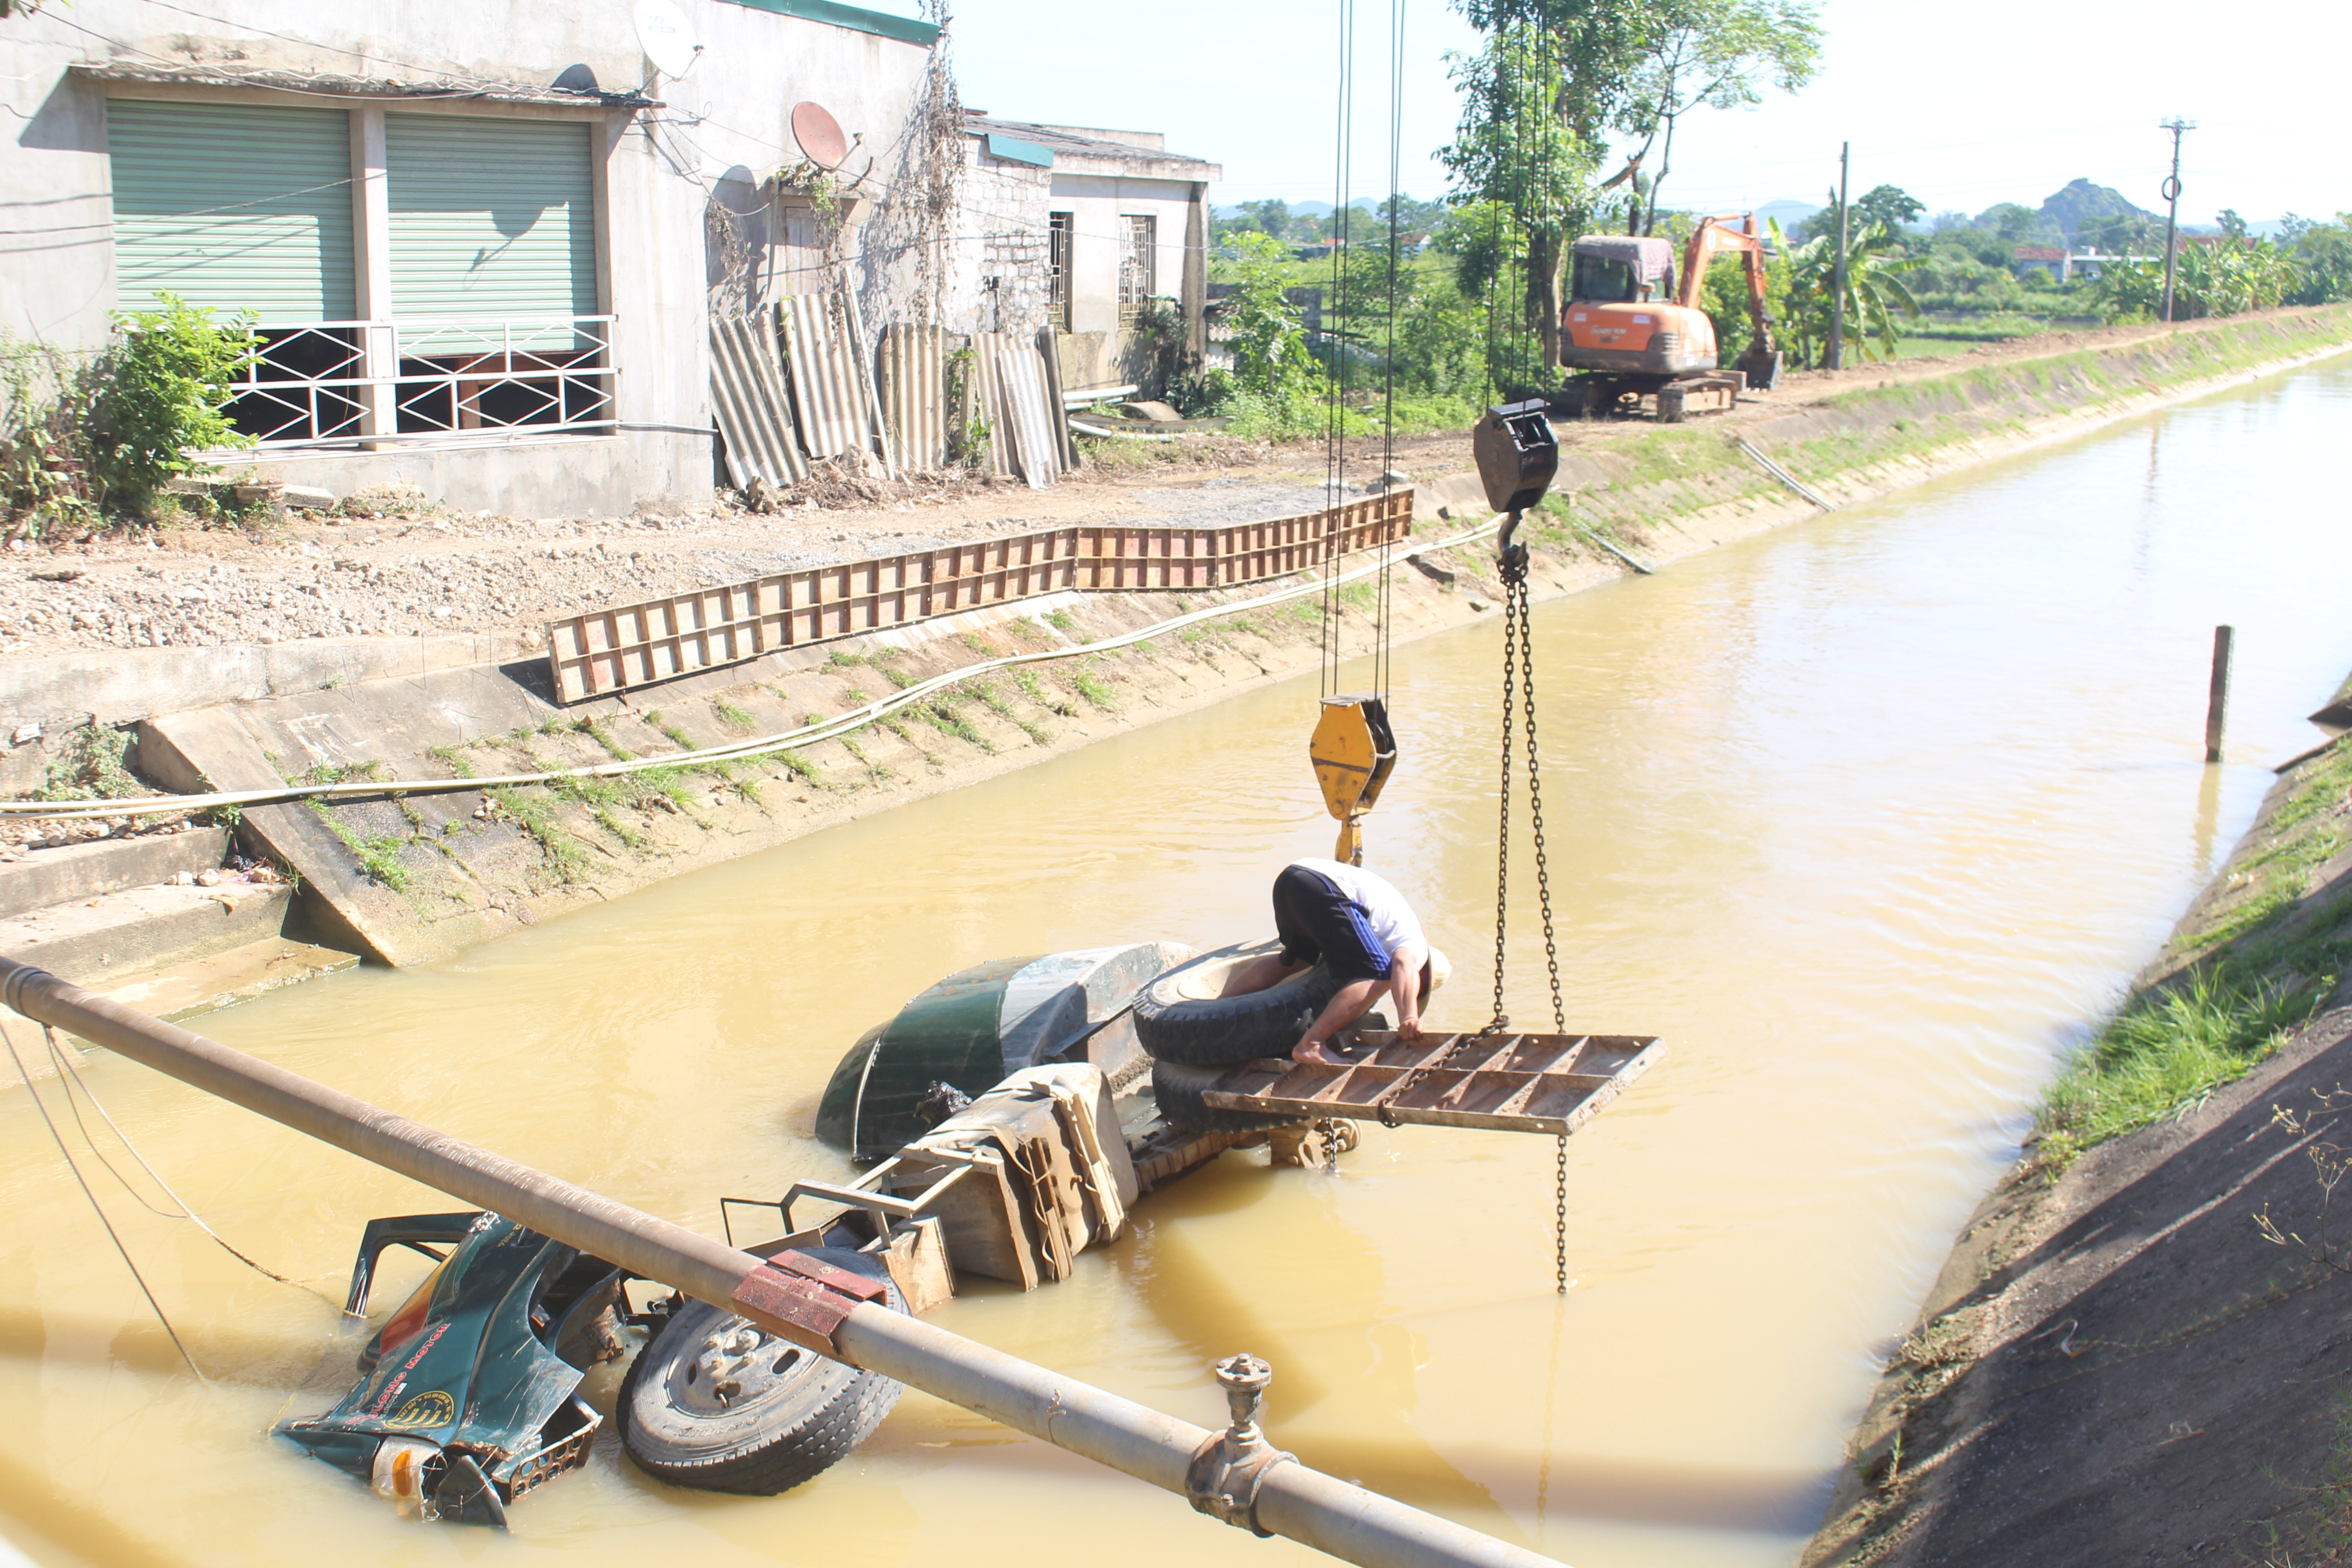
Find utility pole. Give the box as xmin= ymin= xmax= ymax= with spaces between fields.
xmin=1826 ymin=141 xmax=1850 ymax=370
xmin=2159 ymin=118 xmax=2194 ymax=323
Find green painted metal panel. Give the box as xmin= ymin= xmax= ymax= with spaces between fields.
xmin=985 ymin=132 xmax=1054 ymax=169
xmin=721 ymin=0 xmax=940 ymax=46
xmin=385 ymin=114 xmax=595 ymax=335
xmin=108 ymin=98 xmax=356 ymax=322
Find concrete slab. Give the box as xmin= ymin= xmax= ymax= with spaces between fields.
xmin=100 ymin=935 xmax=359 ymax=1026
xmin=0 ymin=827 xmax=230 ymax=918
xmin=0 ymin=879 xmax=291 ymax=986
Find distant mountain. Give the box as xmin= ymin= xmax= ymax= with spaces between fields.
xmin=1753 ymin=198 xmax=1823 ymax=230
xmin=2040 ymin=179 xmax=2155 ymax=242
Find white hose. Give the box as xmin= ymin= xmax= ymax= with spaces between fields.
xmin=8 ymin=516 xmax=1507 ymax=821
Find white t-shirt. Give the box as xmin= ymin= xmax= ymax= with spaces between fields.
xmin=1290 ymin=858 xmax=1426 ymax=964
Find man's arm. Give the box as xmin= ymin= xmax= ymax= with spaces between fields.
xmin=1388 ymin=942 xmax=1427 ymax=1040
xmin=1294 ymin=978 xmax=1384 ymax=1066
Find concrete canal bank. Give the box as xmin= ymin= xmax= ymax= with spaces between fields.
xmin=5 ymin=306 xmax=2349 ymax=990
xmin=1803 ymin=681 xmax=2352 ymax=1567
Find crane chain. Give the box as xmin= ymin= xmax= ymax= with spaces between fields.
xmin=1491 ymin=519 xmax=1570 ymax=1294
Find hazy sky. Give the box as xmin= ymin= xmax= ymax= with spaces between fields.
xmin=947 ymin=0 xmax=2332 ymax=225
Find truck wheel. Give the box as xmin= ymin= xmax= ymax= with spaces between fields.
xmin=1132 ymin=940 xmax=1337 ymax=1065
xmin=1151 ymin=1057 xmax=1300 ymax=1135
xmin=1656 ymin=387 xmax=1687 ymax=423
xmin=620 ymin=1248 xmax=903 ymax=1496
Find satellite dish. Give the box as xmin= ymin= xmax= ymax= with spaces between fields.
xmin=633 ymin=0 xmax=700 ymax=78
xmin=791 ymin=101 xmax=850 ymax=169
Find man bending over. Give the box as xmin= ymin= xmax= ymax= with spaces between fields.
xmin=1221 ymin=857 xmax=1437 ymax=1067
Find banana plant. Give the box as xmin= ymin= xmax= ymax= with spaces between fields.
xmin=1768 ymin=215 xmax=1923 ymax=367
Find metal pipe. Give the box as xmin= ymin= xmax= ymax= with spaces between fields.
xmin=2 ymin=959 xmax=1566 ymax=1568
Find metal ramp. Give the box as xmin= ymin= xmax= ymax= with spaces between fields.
xmin=1198 ymin=1030 xmax=1662 ymax=1135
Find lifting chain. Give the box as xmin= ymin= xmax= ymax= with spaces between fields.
xmin=1490 ymin=513 xmax=1570 ymax=1294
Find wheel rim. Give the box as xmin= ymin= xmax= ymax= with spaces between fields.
xmin=660 ymin=1317 xmax=824 ymax=1418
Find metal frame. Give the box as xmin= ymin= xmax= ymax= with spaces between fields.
xmin=213 ymin=316 xmax=618 ymax=450
xmin=544 ymin=489 xmax=1414 ymax=702
xmin=1198 ymin=1031 xmax=1663 ymax=1135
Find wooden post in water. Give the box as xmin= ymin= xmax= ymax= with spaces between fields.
xmin=2205 ymin=624 xmax=2234 ymax=763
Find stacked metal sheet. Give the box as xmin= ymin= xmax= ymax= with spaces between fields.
xmin=779 ymin=288 xmax=882 ymax=465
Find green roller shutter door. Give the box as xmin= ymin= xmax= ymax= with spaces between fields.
xmin=385 ymin=113 xmax=596 ymax=339
xmin=108 ymin=99 xmax=356 ymax=321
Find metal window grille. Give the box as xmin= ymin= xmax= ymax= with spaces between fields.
xmin=1118 ymin=216 xmax=1155 ymax=328
xmin=1048 ymin=213 xmax=1074 ymax=333
xmin=216 ymin=317 xmax=617 ymax=450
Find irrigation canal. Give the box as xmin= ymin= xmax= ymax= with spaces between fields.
xmin=5 ymin=357 xmax=2352 ymax=1568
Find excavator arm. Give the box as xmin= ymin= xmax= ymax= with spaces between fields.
xmin=1678 ymin=215 xmax=1783 ymax=392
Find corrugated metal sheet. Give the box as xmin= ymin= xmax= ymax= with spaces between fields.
xmin=545 ymin=489 xmax=1417 ymax=701
xmin=384 ymin=113 xmax=594 ymax=345
xmin=108 ymin=99 xmax=357 ymax=320
xmin=965 ymin=331 xmax=1017 ymax=478
xmin=1033 ymin=327 xmax=1079 ymax=470
xmin=839 ymin=284 xmax=893 ymax=477
xmin=879 ymin=323 xmax=947 ymax=473
xmin=780 ymin=289 xmax=871 ymax=461
xmin=709 ymin=309 xmax=807 ymax=487
xmin=997 ymin=344 xmax=1061 ymax=490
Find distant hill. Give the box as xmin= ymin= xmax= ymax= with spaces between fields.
xmin=2040 ymin=179 xmax=2155 ymax=242
xmin=1753 ymin=198 xmax=1824 ymax=230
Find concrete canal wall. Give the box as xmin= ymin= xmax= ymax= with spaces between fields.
xmin=8 ymin=306 xmax=2351 ymax=980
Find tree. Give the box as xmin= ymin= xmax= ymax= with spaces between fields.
xmin=1612 ymin=0 xmax=1822 ymax=235
xmin=1240 ymin=199 xmax=1291 ymax=240
xmin=2093 ymin=238 xmax=2297 ymax=322
xmin=1973 ymin=201 xmax=2059 ymax=246
xmin=1854 ymin=184 xmax=1923 ymax=235
xmin=2283 ymin=213 xmax=2352 ymax=305
xmin=2217 ymin=208 xmax=2248 ymax=240
xmin=1442 ymin=20 xmax=1597 ymax=377
xmin=2078 ymin=211 xmax=2157 ymax=255
xmin=1770 ymin=216 xmax=1920 ymax=365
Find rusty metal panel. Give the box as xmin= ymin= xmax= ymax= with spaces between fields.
xmin=1196 ymin=1030 xmax=1661 ymax=1136
xmin=542 ymin=488 xmax=1416 ymax=701
xmin=780 ymin=289 xmax=869 ymax=461
xmin=708 ymin=309 xmax=807 ymax=487
xmin=879 ymin=322 xmax=947 ymax=473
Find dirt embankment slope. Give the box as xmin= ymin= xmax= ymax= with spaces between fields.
xmin=1804 ymin=713 xmax=2352 ymax=1568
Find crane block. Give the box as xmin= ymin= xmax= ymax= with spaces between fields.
xmin=1310 ymin=695 xmax=1396 ymax=865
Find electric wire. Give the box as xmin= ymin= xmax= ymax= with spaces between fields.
xmin=40 ymin=1025 xmax=318 ymax=1296
xmin=2 ymin=1019 xmax=205 ymax=1379
xmin=5 ymin=513 xmax=1516 ymax=823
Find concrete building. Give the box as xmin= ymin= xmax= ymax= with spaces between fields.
xmin=951 ymin=114 xmax=1220 ymax=394
xmin=0 ymin=0 xmax=949 ymax=516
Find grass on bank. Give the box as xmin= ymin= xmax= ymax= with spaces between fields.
xmin=2037 ymin=734 xmax=2352 ymax=1170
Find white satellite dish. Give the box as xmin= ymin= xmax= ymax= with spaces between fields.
xmin=633 ymin=0 xmax=701 ymax=78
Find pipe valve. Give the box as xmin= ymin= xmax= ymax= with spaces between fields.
xmin=1187 ymin=1353 xmax=1294 ymax=1537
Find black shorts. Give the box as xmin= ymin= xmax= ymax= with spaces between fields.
xmin=1271 ymin=864 xmax=1392 ymax=983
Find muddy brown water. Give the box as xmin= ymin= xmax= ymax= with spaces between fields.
xmin=6 ymin=359 xmax=2352 ymax=1568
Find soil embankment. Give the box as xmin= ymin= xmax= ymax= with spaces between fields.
xmin=5 ymin=306 xmax=2350 ymax=977
xmin=1804 ymin=704 xmax=2352 ymax=1566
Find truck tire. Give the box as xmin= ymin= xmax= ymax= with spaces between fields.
xmin=1131 ymin=939 xmax=1337 ymax=1065
xmin=1151 ymin=1057 xmax=1300 ymax=1135
xmin=620 ymin=1248 xmax=903 ymax=1495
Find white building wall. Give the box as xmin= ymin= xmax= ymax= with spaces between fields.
xmin=0 ymin=0 xmax=937 ymax=516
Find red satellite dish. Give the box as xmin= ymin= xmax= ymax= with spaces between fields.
xmin=791 ymin=102 xmax=850 ymax=169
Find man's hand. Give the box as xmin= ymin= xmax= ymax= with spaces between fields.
xmin=1397 ymin=1012 xmax=1423 ymax=1042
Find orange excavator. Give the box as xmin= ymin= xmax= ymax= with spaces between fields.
xmin=1558 ymin=212 xmax=1783 ymax=422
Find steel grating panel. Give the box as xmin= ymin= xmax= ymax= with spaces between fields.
xmin=709 ymin=309 xmax=808 ymax=487
xmin=1197 ymin=1030 xmax=1663 ymax=1136
xmin=544 ymin=490 xmax=1416 ymax=701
